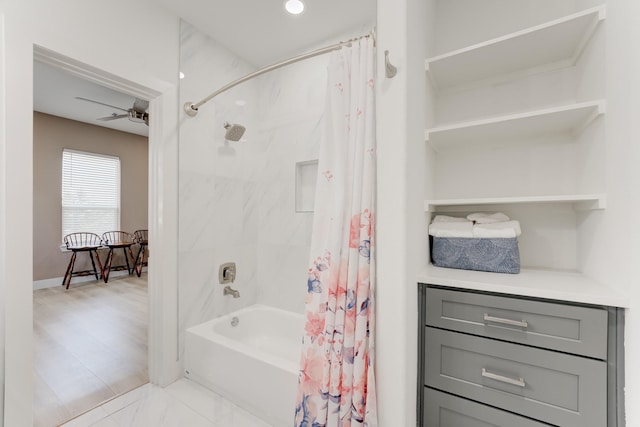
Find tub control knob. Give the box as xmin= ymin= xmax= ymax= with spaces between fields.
xmin=219 ymin=262 xmax=236 ymax=284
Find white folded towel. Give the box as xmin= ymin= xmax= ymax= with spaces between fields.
xmin=432 ymin=215 xmax=469 ymax=223
xmin=429 ymin=221 xmax=474 ymax=238
xmin=473 ymin=220 xmax=521 ymax=238
xmin=467 ymin=212 xmax=510 ymax=224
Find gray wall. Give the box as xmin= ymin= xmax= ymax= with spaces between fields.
xmin=33 ymin=112 xmax=148 ymax=282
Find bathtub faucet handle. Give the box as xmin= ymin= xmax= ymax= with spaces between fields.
xmin=223 ymin=268 xmax=235 ymax=282
xmin=223 ymin=286 xmax=240 ymax=298
xmin=219 ymin=262 xmax=236 ymax=284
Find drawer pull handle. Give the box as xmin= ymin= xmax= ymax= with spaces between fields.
xmin=483 ymin=313 xmax=528 ymax=328
xmin=482 ymin=368 xmax=526 ymax=388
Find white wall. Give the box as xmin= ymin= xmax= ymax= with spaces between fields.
xmin=0 ymin=12 xmax=7 ymax=423
xmin=0 ymin=1 xmax=180 ymax=425
xmin=586 ymin=1 xmax=640 ymax=423
xmin=376 ymin=0 xmax=428 ymax=424
xmin=434 ymin=0 xmax=579 ymax=55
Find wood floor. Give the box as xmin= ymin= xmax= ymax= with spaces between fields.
xmin=33 ymin=273 xmax=149 ymax=427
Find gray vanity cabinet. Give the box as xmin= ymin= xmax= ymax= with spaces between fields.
xmin=418 ymin=284 xmax=624 ymax=427
xmin=424 ymin=388 xmax=550 ymax=427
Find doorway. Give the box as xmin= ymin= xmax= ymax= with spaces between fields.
xmin=33 ymin=56 xmax=150 ymax=426
xmin=25 ymin=46 xmax=180 ymax=426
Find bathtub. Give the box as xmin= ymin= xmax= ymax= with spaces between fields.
xmin=185 ymin=304 xmax=303 ymax=426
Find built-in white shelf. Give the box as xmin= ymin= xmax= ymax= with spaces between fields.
xmin=418 ymin=264 xmax=627 ymax=308
xmin=425 ymin=100 xmax=604 ymax=149
xmin=425 ymin=194 xmax=606 ymax=212
xmin=425 ymin=6 xmax=606 ymax=90
xmin=421 ymin=6 xmax=609 ymax=297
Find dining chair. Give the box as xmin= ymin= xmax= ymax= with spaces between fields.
xmin=62 ymin=232 xmax=103 ymax=289
xmin=132 ymin=229 xmax=148 ymax=277
xmin=101 ymin=231 xmax=135 ymax=283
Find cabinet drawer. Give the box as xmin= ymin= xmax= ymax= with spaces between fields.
xmin=425 ymin=327 xmax=606 ymax=427
xmin=425 ymin=286 xmax=608 ymax=359
xmin=424 ymin=388 xmax=550 ymax=427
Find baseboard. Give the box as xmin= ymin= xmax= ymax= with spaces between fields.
xmin=33 ymin=268 xmax=147 ymax=290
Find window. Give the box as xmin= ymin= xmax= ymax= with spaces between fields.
xmin=62 ymin=149 xmax=120 ymax=239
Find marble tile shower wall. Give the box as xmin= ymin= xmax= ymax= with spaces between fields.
xmin=254 ymin=55 xmax=327 ymax=313
xmin=179 ymin=21 xmax=260 ymax=346
xmin=178 ymin=21 xmax=327 ymax=350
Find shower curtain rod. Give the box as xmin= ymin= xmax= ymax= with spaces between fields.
xmin=184 ymin=31 xmax=375 ymax=117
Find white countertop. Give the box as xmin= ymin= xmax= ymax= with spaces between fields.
xmin=417 ymin=264 xmax=629 ymax=308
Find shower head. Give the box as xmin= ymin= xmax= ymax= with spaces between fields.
xmin=224 ymin=122 xmax=246 ymax=141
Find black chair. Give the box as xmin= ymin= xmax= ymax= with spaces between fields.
xmin=132 ymin=229 xmax=148 ymax=277
xmin=101 ymin=231 xmax=135 ymax=283
xmin=62 ymin=232 xmax=103 ymax=289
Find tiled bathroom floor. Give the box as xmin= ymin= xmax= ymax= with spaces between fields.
xmin=61 ymin=378 xmax=275 ymax=427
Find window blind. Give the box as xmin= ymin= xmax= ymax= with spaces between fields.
xmin=62 ymin=149 xmax=120 ymax=239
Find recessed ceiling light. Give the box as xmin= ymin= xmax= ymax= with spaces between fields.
xmin=284 ymin=0 xmax=304 ymax=15
xmin=179 ymin=72 xmax=185 ymax=80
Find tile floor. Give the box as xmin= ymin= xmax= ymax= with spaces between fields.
xmin=61 ymin=378 xmax=274 ymax=427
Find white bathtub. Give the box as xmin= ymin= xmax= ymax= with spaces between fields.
xmin=185 ymin=304 xmax=303 ymax=426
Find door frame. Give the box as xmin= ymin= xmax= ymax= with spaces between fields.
xmin=6 ymin=45 xmax=182 ymax=425
xmin=33 ymin=45 xmax=181 ymax=384
xmin=0 ymin=12 xmax=7 ymax=424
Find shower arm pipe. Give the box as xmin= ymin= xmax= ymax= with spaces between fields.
xmin=184 ymin=32 xmax=374 ymax=117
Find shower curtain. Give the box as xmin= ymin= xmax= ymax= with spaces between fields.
xmin=294 ymin=37 xmax=377 ymax=427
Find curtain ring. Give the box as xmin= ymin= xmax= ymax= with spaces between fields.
xmin=384 ymin=50 xmax=397 ymax=78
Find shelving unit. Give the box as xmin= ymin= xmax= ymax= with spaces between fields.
xmin=425 ymin=194 xmax=606 ymax=212
xmin=425 ymin=6 xmax=606 ymax=90
xmin=422 ymin=4 xmax=608 ymax=277
xmin=425 ymin=100 xmax=605 ymax=149
xmin=418 ymin=3 xmax=624 ymax=426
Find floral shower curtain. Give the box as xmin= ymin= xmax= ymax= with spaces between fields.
xmin=294 ymin=37 xmax=377 ymax=427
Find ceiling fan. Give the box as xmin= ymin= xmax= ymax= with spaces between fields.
xmin=75 ymin=96 xmax=149 ymax=126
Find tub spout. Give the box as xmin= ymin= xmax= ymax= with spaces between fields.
xmin=223 ymin=286 xmax=240 ymax=298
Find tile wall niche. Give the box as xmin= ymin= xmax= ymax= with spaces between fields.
xmin=178 ymin=21 xmax=326 ymax=351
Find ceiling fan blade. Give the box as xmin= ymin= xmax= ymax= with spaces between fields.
xmin=132 ymin=98 xmax=149 ymax=114
xmin=75 ymin=97 xmax=129 ymax=112
xmin=97 ymin=114 xmax=129 ymax=121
